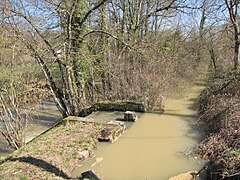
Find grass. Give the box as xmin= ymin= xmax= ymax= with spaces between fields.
xmin=0 ymin=116 xmax=124 ymax=179
xmin=0 ymin=120 xmax=101 ymax=179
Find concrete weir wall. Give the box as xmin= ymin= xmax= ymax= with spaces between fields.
xmin=78 ymin=101 xmax=147 ymax=117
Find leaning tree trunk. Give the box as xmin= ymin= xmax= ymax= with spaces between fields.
xmin=25 ymin=41 xmax=69 ymax=118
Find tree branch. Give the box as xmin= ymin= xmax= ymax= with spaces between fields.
xmin=134 ymin=0 xmax=202 ymax=33
xmin=80 ymin=30 xmax=143 ymax=56
xmin=79 ymin=0 xmax=108 ymax=27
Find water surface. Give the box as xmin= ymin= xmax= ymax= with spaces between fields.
xmin=73 ymin=81 xmax=205 ymax=179
xmin=0 ymin=100 xmax=61 ymax=158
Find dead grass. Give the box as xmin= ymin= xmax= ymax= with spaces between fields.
xmin=0 ymin=120 xmax=103 ymax=179
xmin=194 ymin=72 xmax=240 ymax=179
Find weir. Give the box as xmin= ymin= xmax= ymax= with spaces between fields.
xmin=72 ymin=79 xmax=206 ymax=179
xmin=0 ymin=79 xmax=206 ymax=179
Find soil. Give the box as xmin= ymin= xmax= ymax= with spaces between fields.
xmin=194 ymin=71 xmax=240 ymax=180
xmin=0 ymin=120 xmax=104 ymax=179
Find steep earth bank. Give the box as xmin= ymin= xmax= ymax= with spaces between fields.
xmin=194 ymin=71 xmax=240 ymax=180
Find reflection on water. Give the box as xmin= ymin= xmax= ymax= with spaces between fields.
xmin=85 ymin=111 xmax=125 ymax=124
xmin=1 ymin=78 xmax=207 ymax=179
xmin=72 ymin=80 xmax=206 ymax=180
xmin=0 ymin=100 xmax=61 ymax=158
xmin=25 ymin=101 xmax=61 ymax=142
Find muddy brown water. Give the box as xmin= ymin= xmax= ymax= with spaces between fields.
xmin=72 ymin=82 xmax=206 ymax=179
xmin=1 ymin=79 xmax=206 ymax=179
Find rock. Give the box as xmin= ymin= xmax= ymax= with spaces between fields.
xmin=98 ymin=127 xmax=113 ymax=142
xmin=169 ymin=171 xmax=197 ymax=180
xmin=124 ymin=111 xmax=138 ymax=121
xmin=78 ymin=150 xmax=90 ymax=160
xmin=107 ymin=120 xmax=126 ymax=129
xmin=98 ymin=121 xmax=126 ymax=142
xmin=79 ymin=170 xmax=100 ymax=180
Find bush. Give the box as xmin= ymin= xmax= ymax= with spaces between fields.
xmin=194 ymin=71 xmax=240 ymax=179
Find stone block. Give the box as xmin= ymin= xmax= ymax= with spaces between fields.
xmin=79 ymin=170 xmax=101 ymax=180
xmin=98 ymin=121 xmax=126 ymax=142
xmin=124 ymin=111 xmax=138 ymax=122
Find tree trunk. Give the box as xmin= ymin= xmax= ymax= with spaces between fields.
xmin=225 ymin=0 xmax=240 ymax=70
xmin=209 ymin=47 xmax=217 ymax=72
xmin=25 ymin=41 xmax=69 ymax=118
xmin=234 ymin=27 xmax=239 ymax=70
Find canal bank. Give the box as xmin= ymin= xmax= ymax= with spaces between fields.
xmin=0 ymin=76 xmax=206 ymax=179
xmin=72 ymin=78 xmax=206 ymax=179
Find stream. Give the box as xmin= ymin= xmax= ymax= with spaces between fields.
xmin=0 ymin=78 xmax=206 ymax=179
xmin=0 ymin=101 xmax=61 ymax=159
xmin=72 ymin=80 xmax=206 ymax=179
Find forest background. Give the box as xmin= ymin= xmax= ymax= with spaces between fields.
xmin=0 ymin=0 xmax=239 ymax=148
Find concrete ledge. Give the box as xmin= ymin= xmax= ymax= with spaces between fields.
xmin=78 ymin=101 xmax=146 ymax=117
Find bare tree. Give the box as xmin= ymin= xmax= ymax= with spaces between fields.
xmin=3 ymin=0 xmax=108 ymax=117
xmin=0 ymin=88 xmax=30 ymax=149
xmin=225 ymin=0 xmax=240 ymax=70
xmin=1 ymin=0 xmax=221 ymax=119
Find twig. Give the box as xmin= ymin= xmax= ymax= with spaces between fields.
xmin=80 ymin=30 xmax=143 ymax=56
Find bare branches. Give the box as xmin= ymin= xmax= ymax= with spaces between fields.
xmin=79 ymin=0 xmax=108 ymax=28
xmin=224 ymin=0 xmax=240 ymax=69
xmin=80 ymin=30 xmax=139 ymax=52
xmin=0 ymin=89 xmax=29 ymax=149
xmin=146 ymin=0 xmax=176 ymax=18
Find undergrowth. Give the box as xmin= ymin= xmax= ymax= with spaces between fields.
xmin=194 ymin=71 xmax=240 ymax=179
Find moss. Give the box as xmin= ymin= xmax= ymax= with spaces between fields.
xmin=79 ymin=101 xmax=147 ymax=117
xmin=63 ymin=116 xmax=79 ymax=122
xmin=20 ymin=177 xmax=29 ymax=180
xmin=93 ymin=101 xmax=146 ymax=112
xmin=229 ymin=150 xmax=240 ymax=157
